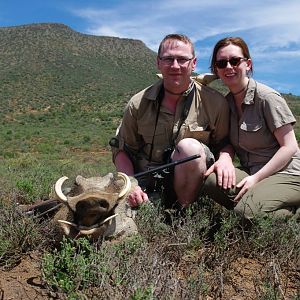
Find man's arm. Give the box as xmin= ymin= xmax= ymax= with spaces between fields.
xmin=114 ymin=150 xmax=149 ymax=207
xmin=114 ymin=150 xmax=135 ymax=176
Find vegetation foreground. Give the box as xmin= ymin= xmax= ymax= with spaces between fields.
xmin=0 ymin=149 xmax=299 ymax=299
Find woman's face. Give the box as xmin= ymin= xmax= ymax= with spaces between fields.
xmin=215 ymin=44 xmax=252 ymax=89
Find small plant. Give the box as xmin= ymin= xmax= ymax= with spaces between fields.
xmin=130 ymin=286 xmax=155 ymax=300
xmin=16 ymin=178 xmax=34 ymax=197
xmin=42 ymin=234 xmax=148 ymax=297
xmin=0 ymin=203 xmax=48 ymax=269
xmin=211 ymin=210 xmax=241 ymax=252
xmin=259 ymin=281 xmax=280 ymax=300
xmin=42 ymin=237 xmax=97 ymax=294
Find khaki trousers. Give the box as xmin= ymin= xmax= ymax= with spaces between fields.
xmin=202 ymin=168 xmax=300 ymax=219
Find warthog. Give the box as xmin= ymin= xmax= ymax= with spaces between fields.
xmin=53 ymin=172 xmax=138 ymax=241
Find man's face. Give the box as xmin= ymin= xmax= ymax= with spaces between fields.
xmin=157 ymin=39 xmax=196 ymax=92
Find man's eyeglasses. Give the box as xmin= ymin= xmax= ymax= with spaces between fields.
xmin=215 ymin=57 xmax=247 ymax=69
xmin=159 ymin=56 xmax=194 ymax=66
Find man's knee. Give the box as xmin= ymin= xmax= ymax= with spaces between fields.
xmin=173 ymin=138 xmax=204 ymax=159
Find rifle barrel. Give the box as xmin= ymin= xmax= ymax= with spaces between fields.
xmin=134 ymin=154 xmax=201 ymax=179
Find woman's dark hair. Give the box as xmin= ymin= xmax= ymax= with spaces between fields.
xmin=210 ymin=37 xmax=253 ymax=75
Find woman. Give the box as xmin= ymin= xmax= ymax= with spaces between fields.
xmin=203 ymin=37 xmax=300 ymax=219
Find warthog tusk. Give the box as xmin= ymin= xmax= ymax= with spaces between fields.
xmin=55 ymin=176 xmax=69 ymax=202
xmin=99 ymin=213 xmax=118 ymax=225
xmin=58 ymin=220 xmax=77 ymax=227
xmin=77 ymin=213 xmax=119 ymax=230
xmin=116 ymin=172 xmax=131 ymax=198
xmin=78 ymin=228 xmax=101 ymax=236
xmin=57 ymin=219 xmax=78 ymax=236
xmin=77 ymin=214 xmax=119 ymax=236
xmin=58 ymin=213 xmax=118 ymax=229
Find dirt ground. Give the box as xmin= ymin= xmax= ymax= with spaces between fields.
xmin=0 ymin=252 xmax=299 ymax=299
xmin=0 ymin=251 xmax=50 ymax=300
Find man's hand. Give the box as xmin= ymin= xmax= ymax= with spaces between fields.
xmin=127 ymin=185 xmax=149 ymax=207
xmin=205 ymin=154 xmax=236 ymax=189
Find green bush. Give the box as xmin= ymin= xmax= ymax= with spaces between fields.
xmin=42 ymin=237 xmax=95 ymax=294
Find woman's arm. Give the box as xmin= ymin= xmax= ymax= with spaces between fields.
xmin=235 ymin=124 xmax=299 ymax=201
xmin=254 ymin=124 xmax=298 ymax=181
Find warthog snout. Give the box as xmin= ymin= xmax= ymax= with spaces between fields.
xmin=53 ymin=172 xmax=135 ymax=240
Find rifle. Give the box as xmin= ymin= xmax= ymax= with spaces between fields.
xmin=134 ymin=154 xmax=201 ymax=179
xmin=19 ymin=154 xmax=200 ymax=218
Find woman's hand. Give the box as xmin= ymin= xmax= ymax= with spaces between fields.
xmin=234 ymin=175 xmax=259 ymax=202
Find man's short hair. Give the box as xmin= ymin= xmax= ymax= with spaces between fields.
xmin=158 ymin=34 xmax=195 ymax=57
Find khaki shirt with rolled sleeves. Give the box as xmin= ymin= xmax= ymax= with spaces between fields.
xmin=112 ymin=79 xmax=229 ymax=172
xmin=228 ymin=78 xmax=300 ymax=175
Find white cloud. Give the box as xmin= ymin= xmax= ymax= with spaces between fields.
xmin=71 ymin=0 xmax=300 ymax=51
xmin=69 ymin=0 xmax=300 ymax=94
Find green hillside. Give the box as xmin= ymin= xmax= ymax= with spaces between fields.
xmin=0 ymin=23 xmax=158 ymax=159
xmin=0 ymin=23 xmax=157 ymax=116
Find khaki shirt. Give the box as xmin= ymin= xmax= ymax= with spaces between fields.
xmin=228 ymin=78 xmax=300 ymax=175
xmin=112 ymin=79 xmax=229 ymax=172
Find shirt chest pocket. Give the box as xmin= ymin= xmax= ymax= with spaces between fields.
xmin=239 ymin=120 xmax=265 ymax=149
xmin=181 ymin=122 xmax=210 ymax=144
xmin=138 ymin=124 xmax=168 ymax=146
xmin=240 ymin=121 xmax=262 ymax=132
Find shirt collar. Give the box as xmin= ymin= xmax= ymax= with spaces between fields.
xmin=144 ymin=79 xmax=195 ymax=101
xmin=227 ymin=77 xmax=256 ymax=106
xmin=243 ymin=78 xmax=256 ymax=105
xmin=182 ymin=80 xmax=195 ymax=96
xmin=144 ymin=80 xmax=164 ymax=101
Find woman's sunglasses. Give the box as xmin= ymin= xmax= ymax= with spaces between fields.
xmin=215 ymin=57 xmax=247 ymax=69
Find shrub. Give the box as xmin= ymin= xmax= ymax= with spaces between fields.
xmin=0 ymin=203 xmax=49 ymax=269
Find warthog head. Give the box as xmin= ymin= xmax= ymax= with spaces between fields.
xmin=53 ymin=172 xmax=136 ymax=240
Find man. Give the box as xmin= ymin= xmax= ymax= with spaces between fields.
xmin=111 ymin=34 xmax=235 ymax=209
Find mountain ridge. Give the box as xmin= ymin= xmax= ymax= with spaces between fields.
xmin=0 ymin=22 xmax=157 ymax=116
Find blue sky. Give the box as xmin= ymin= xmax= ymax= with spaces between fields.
xmin=1 ymin=0 xmax=300 ymax=95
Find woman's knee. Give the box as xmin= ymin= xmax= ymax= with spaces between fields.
xmin=202 ymin=174 xmax=236 ymax=210
xmin=234 ymin=194 xmax=265 ymax=219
